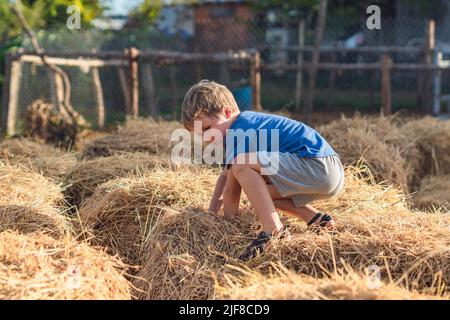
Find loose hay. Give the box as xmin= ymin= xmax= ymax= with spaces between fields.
xmin=133 ymin=208 xmax=257 ymax=300
xmin=78 ymin=167 xmax=218 ymax=266
xmin=249 ymin=166 xmax=450 ymax=294
xmin=320 ymin=115 xmax=410 ymax=190
xmin=0 ymin=204 xmax=72 ymax=239
xmin=0 ymin=230 xmax=131 ymax=299
xmin=64 ymin=152 xmax=170 ymax=207
xmin=0 ymin=138 xmax=77 ymax=182
xmin=81 ymin=118 xmax=182 ymax=159
xmin=132 ymin=166 xmax=449 ymax=299
xmin=215 ymin=264 xmax=447 ymax=300
xmin=414 ymin=175 xmax=450 ymax=210
xmin=0 ymin=162 xmax=64 ymax=207
xmin=398 ymin=117 xmax=450 ymax=182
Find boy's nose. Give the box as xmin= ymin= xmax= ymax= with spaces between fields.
xmin=203 ymin=135 xmax=215 ymax=143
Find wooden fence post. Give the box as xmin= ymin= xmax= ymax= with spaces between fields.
xmin=1 ymin=54 xmax=13 ymax=135
xmin=433 ymin=50 xmax=442 ymax=115
xmin=251 ymin=50 xmax=262 ymax=111
xmin=295 ymin=18 xmax=305 ymax=112
xmin=6 ymin=58 xmax=22 ymax=136
xmin=381 ymin=53 xmax=392 ymax=115
xmin=92 ymin=67 xmax=105 ymax=129
xmin=304 ymin=0 xmax=328 ymax=120
xmin=423 ymin=20 xmax=435 ymax=113
xmin=118 ymin=66 xmax=131 ymax=116
xmin=142 ymin=63 xmax=156 ymax=116
xmin=129 ymin=47 xmax=139 ymax=118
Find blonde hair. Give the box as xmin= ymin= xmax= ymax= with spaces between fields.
xmin=182 ymin=80 xmax=239 ymax=130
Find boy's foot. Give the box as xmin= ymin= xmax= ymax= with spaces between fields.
xmin=238 ymin=226 xmax=291 ymax=262
xmin=307 ymin=212 xmax=335 ymax=233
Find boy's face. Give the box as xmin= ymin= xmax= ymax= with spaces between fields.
xmin=193 ymin=108 xmax=236 ymax=143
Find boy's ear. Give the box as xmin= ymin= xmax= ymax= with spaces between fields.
xmin=224 ymin=107 xmax=231 ymax=119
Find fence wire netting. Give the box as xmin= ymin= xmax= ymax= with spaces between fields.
xmin=8 ymin=15 xmax=450 ymax=132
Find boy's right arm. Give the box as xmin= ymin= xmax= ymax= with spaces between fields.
xmin=208 ymin=167 xmax=228 ymax=214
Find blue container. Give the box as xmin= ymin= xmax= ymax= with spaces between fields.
xmin=232 ymin=86 xmax=252 ymax=111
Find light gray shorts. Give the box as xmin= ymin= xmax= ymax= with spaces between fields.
xmin=257 ymin=152 xmax=345 ymax=207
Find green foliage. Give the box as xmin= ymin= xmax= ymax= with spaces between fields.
xmin=0 ymin=0 xmax=104 ymax=41
xmin=128 ymin=0 xmax=163 ymax=27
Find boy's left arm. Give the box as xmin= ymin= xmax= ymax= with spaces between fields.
xmin=208 ymin=167 xmax=228 ymax=214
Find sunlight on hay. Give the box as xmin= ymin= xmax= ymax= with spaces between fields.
xmin=130 ymin=165 xmax=450 ymax=299
xmin=215 ymin=263 xmax=447 ymax=300
xmin=78 ymin=167 xmax=219 ymax=266
xmin=414 ymin=175 xmax=450 ymax=211
xmin=398 ymin=117 xmax=450 ymax=180
xmin=319 ymin=115 xmax=411 ymax=190
xmin=0 ymin=138 xmax=77 ymax=182
xmin=0 ymin=162 xmax=64 ymax=207
xmin=64 ymin=152 xmax=170 ymax=207
xmin=81 ymin=118 xmax=183 ymax=159
xmin=0 ymin=231 xmax=131 ymax=300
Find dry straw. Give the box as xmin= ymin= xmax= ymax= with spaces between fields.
xmin=0 ymin=163 xmax=72 ymax=239
xmin=0 ymin=162 xmax=64 ymax=207
xmin=127 ymin=166 xmax=449 ymax=299
xmin=215 ymin=263 xmax=447 ymax=300
xmin=414 ymin=174 xmax=450 ymax=210
xmin=0 ymin=138 xmax=77 ymax=182
xmin=81 ymin=118 xmax=182 ymax=159
xmin=0 ymin=230 xmax=131 ymax=300
xmin=78 ymin=167 xmax=219 ymax=266
xmin=0 ymin=204 xmax=72 ymax=239
xmin=64 ymin=152 xmax=170 ymax=207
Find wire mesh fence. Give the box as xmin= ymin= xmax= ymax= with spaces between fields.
xmin=3 ymin=14 xmax=450 ymax=135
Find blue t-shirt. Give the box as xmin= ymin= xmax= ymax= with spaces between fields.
xmin=224 ymin=111 xmax=337 ymax=164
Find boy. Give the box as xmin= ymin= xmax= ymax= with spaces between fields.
xmin=181 ymin=80 xmax=344 ymax=261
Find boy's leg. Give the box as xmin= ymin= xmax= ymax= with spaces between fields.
xmin=266 ymin=184 xmax=334 ymax=228
xmin=231 ymin=153 xmax=283 ymax=235
xmin=223 ymin=167 xmax=242 ymax=218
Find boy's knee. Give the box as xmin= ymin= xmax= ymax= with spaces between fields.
xmin=230 ymin=163 xmax=248 ymax=177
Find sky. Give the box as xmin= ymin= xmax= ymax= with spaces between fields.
xmin=103 ymin=0 xmax=143 ymax=15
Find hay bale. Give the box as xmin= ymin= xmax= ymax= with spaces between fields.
xmin=0 ymin=138 xmax=77 ymax=182
xmin=0 ymin=230 xmax=131 ymax=299
xmin=64 ymin=152 xmax=170 ymax=207
xmin=248 ymin=166 xmax=450 ymax=293
xmin=215 ymin=265 xmax=446 ymax=300
xmin=135 ymin=166 xmax=450 ymax=299
xmin=81 ymin=118 xmax=182 ymax=159
xmin=320 ymin=125 xmax=409 ymax=190
xmin=0 ymin=163 xmax=64 ymax=207
xmin=78 ymin=167 xmax=218 ymax=265
xmin=414 ymin=175 xmax=450 ymax=210
xmin=398 ymin=117 xmax=450 ymax=182
xmin=133 ymin=208 xmax=256 ymax=300
xmin=0 ymin=204 xmax=72 ymax=239
xmin=319 ymin=114 xmax=426 ymax=190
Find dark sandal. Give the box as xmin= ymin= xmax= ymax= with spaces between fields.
xmin=307 ymin=212 xmax=334 ymax=233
